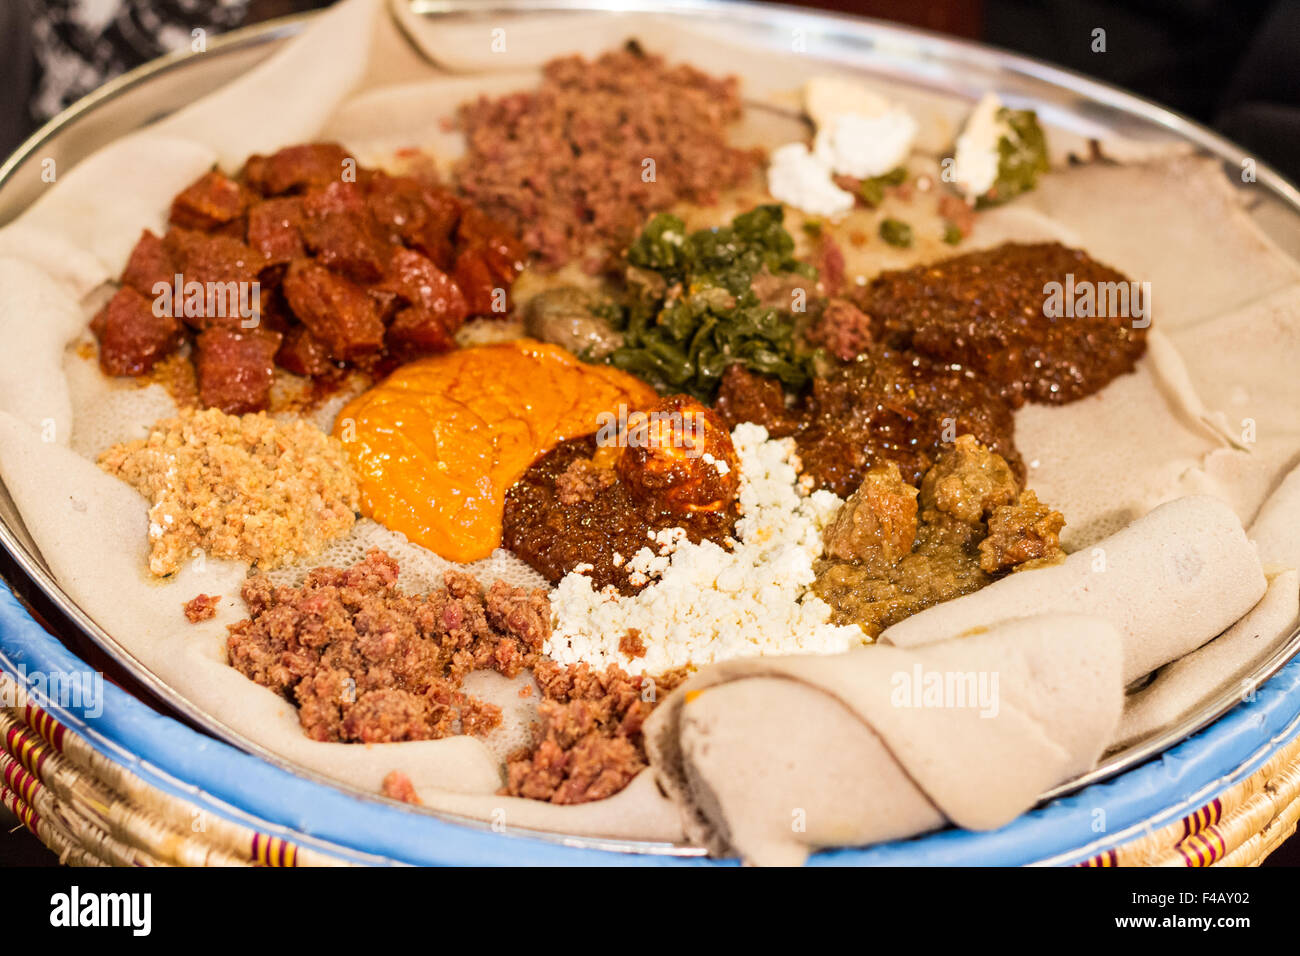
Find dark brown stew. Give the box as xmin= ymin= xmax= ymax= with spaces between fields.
xmin=859 ymin=241 xmax=1148 ymax=407
xmin=717 ymin=350 xmax=1021 ymax=497
xmin=503 ymin=434 xmax=738 ymax=594
xmin=717 ymin=241 xmax=1148 ymax=497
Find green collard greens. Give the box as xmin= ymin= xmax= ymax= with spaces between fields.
xmin=607 ymin=205 xmax=820 ymax=400
xmin=981 ymin=108 xmax=1050 ymax=207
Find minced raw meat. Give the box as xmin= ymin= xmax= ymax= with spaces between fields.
xmin=554 ymin=458 xmax=618 ymax=505
xmin=456 ymin=42 xmax=760 ymax=269
xmin=803 ymin=297 xmax=874 ymax=362
xmin=228 ymin=547 xmax=691 ymax=807
xmin=226 ymin=548 xmax=549 ymax=743
xmin=503 ymin=660 xmax=688 ymax=805
xmin=381 ymin=770 xmax=422 ymax=805
xmin=183 ymin=593 xmax=221 ymax=622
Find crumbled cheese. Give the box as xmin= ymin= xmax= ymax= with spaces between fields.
xmin=814 ymin=109 xmax=918 ymax=179
xmin=546 ymin=423 xmax=866 ymax=674
xmin=766 ymin=142 xmax=855 ymax=218
xmin=952 ymin=92 xmax=1009 ymax=200
xmin=803 ymin=75 xmax=892 ymax=129
xmin=768 ymin=75 xmax=919 ymax=215
xmin=703 ymin=452 xmax=731 ymax=476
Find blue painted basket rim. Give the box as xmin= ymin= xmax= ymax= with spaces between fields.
xmin=3 ymin=583 xmax=1299 ymax=866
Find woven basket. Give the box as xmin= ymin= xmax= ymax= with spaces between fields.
xmin=4 ymin=668 xmax=1299 ymax=866
xmin=0 ymin=673 xmax=349 ymax=867
xmin=1074 ymin=729 xmax=1300 ymax=867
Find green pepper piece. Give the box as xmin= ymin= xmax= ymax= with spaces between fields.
xmin=879 ymin=218 xmax=914 ymax=248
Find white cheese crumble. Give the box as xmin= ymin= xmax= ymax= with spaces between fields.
xmin=545 ymin=423 xmax=866 ymax=675
xmin=813 ymin=109 xmax=918 ymax=180
xmin=766 ymin=75 xmax=920 ymax=215
xmin=766 ymin=142 xmax=855 ymax=218
xmin=951 ymin=91 xmax=1009 ymax=201
xmin=804 ymin=75 xmax=893 ymax=129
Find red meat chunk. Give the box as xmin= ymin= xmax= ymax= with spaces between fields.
xmin=161 ymin=230 xmax=265 ymax=330
xmin=454 ymin=208 xmax=526 ymax=316
xmin=90 ymin=286 xmax=181 ymax=376
xmin=364 ymin=172 xmax=426 ymax=241
xmin=276 ymin=324 xmax=334 ymax=378
xmin=410 ymin=188 xmax=464 ymax=270
xmin=299 ymin=182 xmax=392 ymax=282
xmin=169 ymin=170 xmax=252 ymax=231
xmin=120 ymin=230 xmax=176 ymax=299
xmin=377 ymin=249 xmax=467 ymax=357
xmin=163 ymin=229 xmax=263 ymax=285
xmin=194 ymin=327 xmax=282 ymax=414
xmin=387 ymin=306 xmax=458 ymax=356
xmin=458 ymin=208 xmax=527 ymax=277
xmin=246 ymin=197 xmax=304 ymax=266
xmin=281 ymin=259 xmax=384 ymax=361
xmin=366 ymin=174 xmax=462 ymax=270
xmin=254 ymin=284 xmax=293 ymax=333
xmin=454 ymin=247 xmax=503 ymax=316
xmin=300 ymin=179 xmax=367 ymax=217
xmin=378 ymin=248 xmax=467 ymax=323
xmin=242 ymin=143 xmax=354 ymax=196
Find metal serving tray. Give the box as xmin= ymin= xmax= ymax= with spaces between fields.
xmin=1 ymin=0 xmax=1298 ymax=855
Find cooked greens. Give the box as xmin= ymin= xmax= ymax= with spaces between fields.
xmin=606 ymin=205 xmax=819 ymax=400
xmin=858 ymin=166 xmax=908 ymax=207
xmin=879 ymin=218 xmax=914 ymax=248
xmin=981 ymin=108 xmax=1049 ymax=207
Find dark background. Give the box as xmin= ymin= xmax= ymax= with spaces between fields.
xmin=3 ymin=0 xmax=1299 ymax=180
xmin=2 ymin=0 xmax=1298 ymax=866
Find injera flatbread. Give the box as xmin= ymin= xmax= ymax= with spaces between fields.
xmin=644 ymin=615 xmax=1124 ymax=865
xmin=0 ymin=0 xmax=1297 ymax=855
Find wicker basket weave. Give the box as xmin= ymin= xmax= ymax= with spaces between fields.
xmin=0 ymin=673 xmax=350 ymax=866
xmin=1073 ymin=729 xmax=1300 ymax=867
xmin=3 ymin=670 xmax=1299 ymax=866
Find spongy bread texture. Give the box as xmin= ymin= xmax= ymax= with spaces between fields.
xmin=1115 ymin=568 xmax=1299 ymax=748
xmin=1112 ymin=457 xmax=1300 ymax=747
xmin=262 ymin=518 xmax=548 ymax=594
xmin=647 ymin=614 xmax=1124 ymax=865
xmin=880 ymin=495 xmax=1267 ymax=684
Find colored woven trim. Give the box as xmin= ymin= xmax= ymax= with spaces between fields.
xmin=2 ymin=681 xmax=334 ymax=867
xmin=1075 ymin=729 xmax=1300 ymax=867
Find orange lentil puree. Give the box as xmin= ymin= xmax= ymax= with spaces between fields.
xmin=334 ymin=339 xmax=658 ymax=562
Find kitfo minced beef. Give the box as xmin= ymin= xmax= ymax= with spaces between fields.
xmin=375 ymin=656 xmax=690 ymax=808
xmin=226 ymin=548 xmax=550 ymax=743
xmin=503 ymin=659 xmax=689 ymax=805
xmin=381 ymin=770 xmax=421 ymax=805
xmin=455 ymin=43 xmax=761 ymax=268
